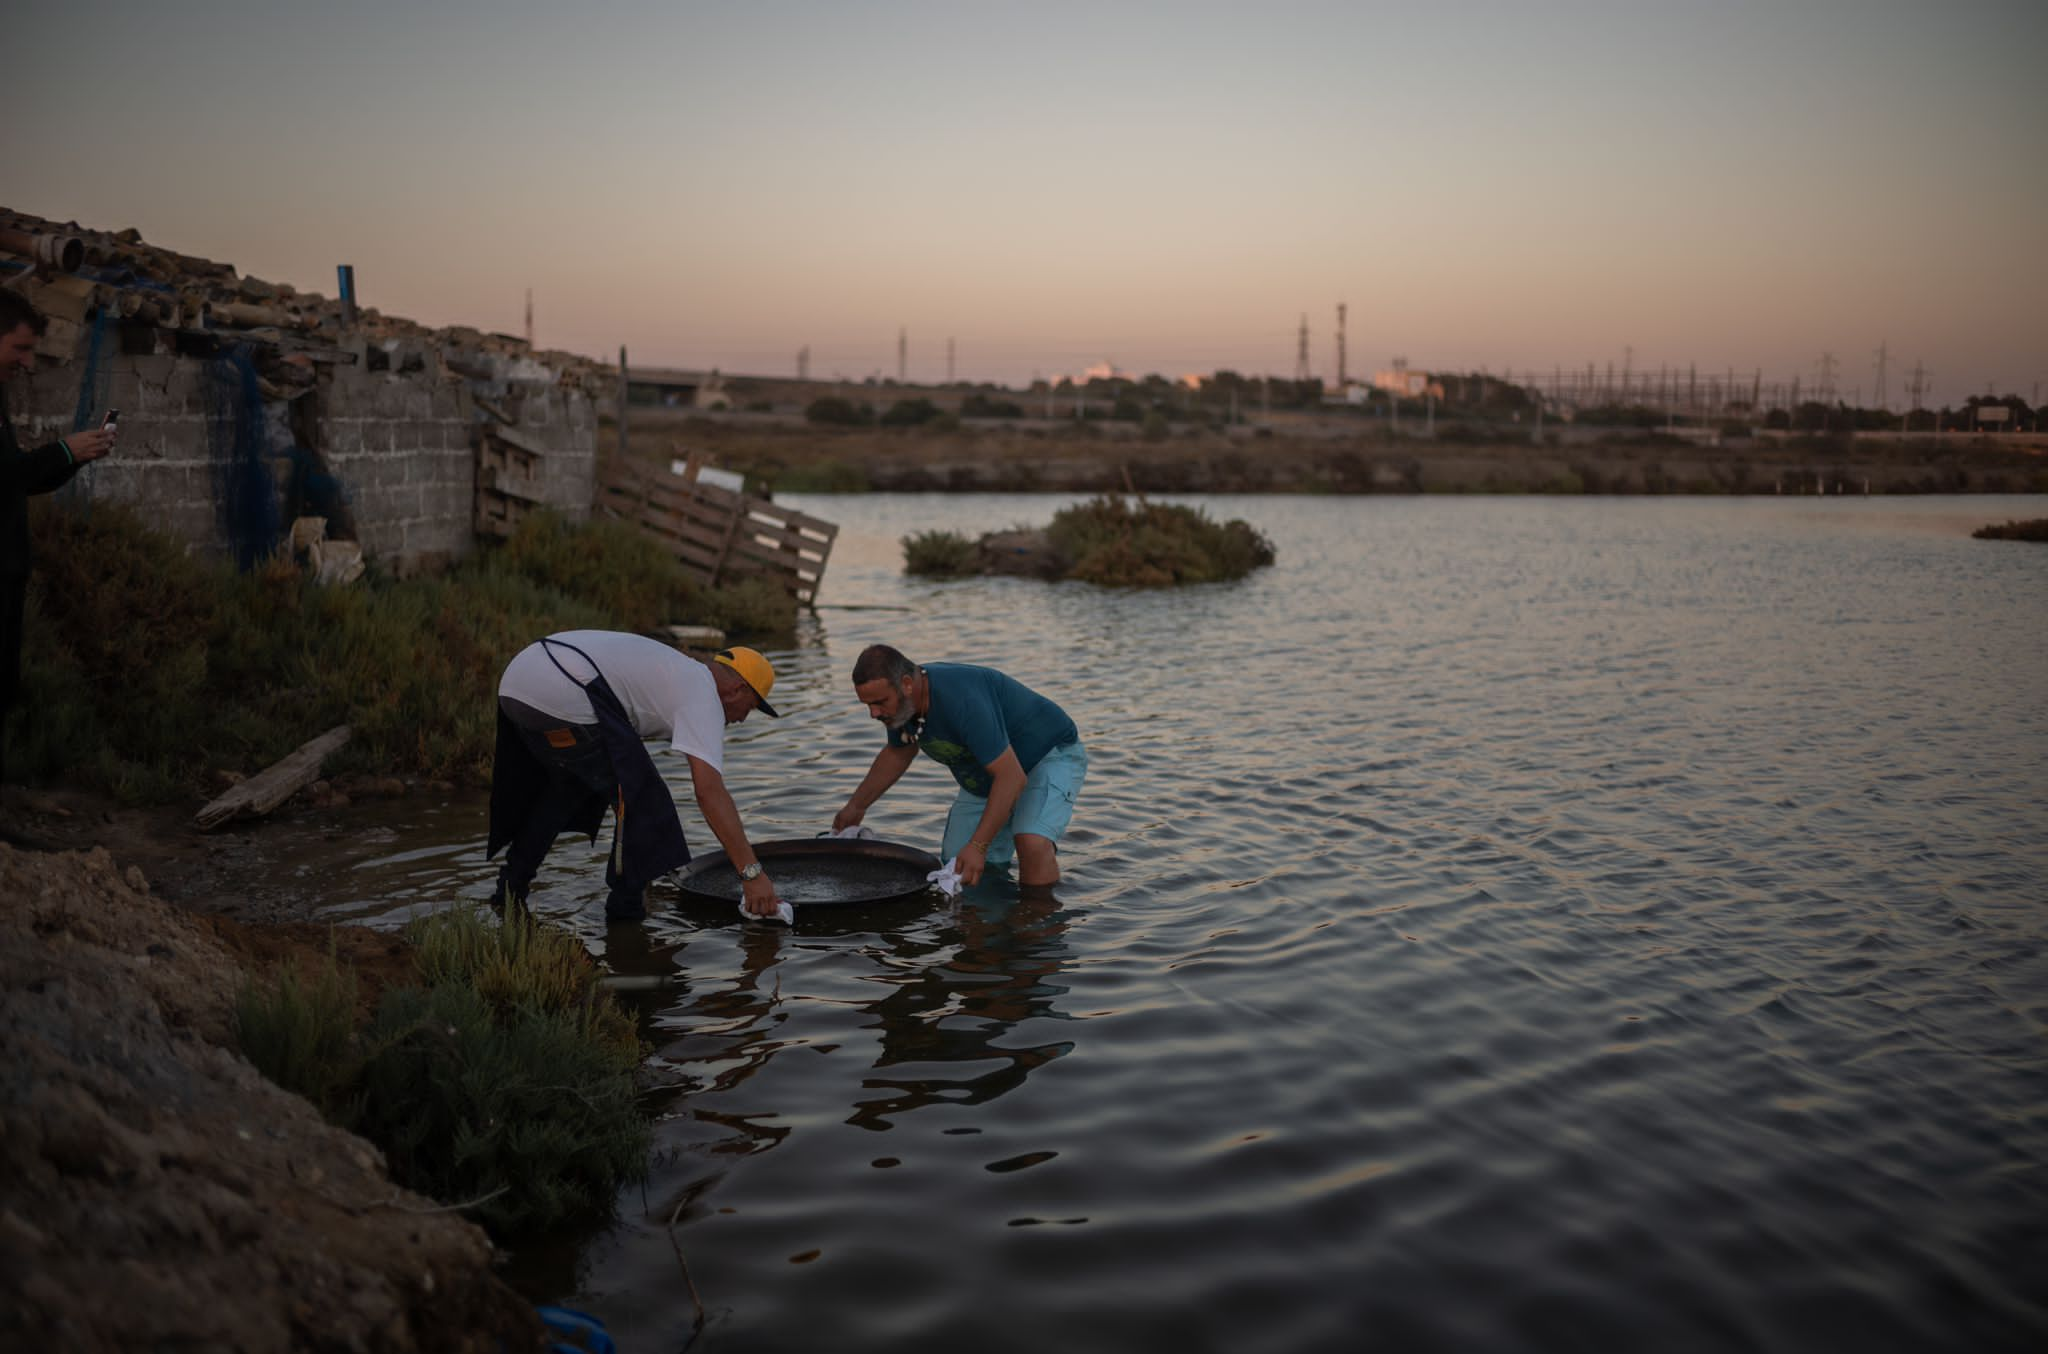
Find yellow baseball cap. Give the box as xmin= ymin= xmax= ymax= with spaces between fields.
xmin=715 ymin=647 xmax=779 ymax=717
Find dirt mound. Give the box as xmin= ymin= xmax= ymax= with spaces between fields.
xmin=0 ymin=844 xmax=543 ymax=1353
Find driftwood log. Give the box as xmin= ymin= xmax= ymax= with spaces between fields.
xmin=193 ymin=725 xmax=352 ymax=831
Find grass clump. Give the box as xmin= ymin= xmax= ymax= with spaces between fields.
xmin=406 ymin=905 xmax=638 ymax=1056
xmin=353 ymin=982 xmax=647 ymax=1235
xmin=1046 ymin=494 xmax=1276 ymax=586
xmin=236 ymin=943 xmax=361 ymax=1109
xmin=1972 ymin=518 xmax=2048 ymax=541
xmin=15 ymin=502 xmax=793 ymax=802
xmin=902 ymin=529 xmax=981 ymax=577
xmin=236 ymin=907 xmax=648 ymax=1237
xmin=774 ymin=459 xmax=871 ymax=493
xmin=900 ymin=496 xmax=1276 ymax=587
xmin=485 ymin=510 xmax=798 ymax=636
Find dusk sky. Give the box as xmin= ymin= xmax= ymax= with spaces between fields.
xmin=6 ymin=0 xmax=2044 ymax=402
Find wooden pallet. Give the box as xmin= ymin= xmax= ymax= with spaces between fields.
xmin=474 ymin=423 xmax=550 ymax=538
xmin=597 ymin=455 xmax=837 ymax=606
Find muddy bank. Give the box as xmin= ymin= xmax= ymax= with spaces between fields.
xmin=0 ymin=843 xmax=545 ymax=1353
xmin=624 ymin=411 xmax=2048 ymax=496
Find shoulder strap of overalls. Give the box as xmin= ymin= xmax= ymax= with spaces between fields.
xmin=538 ymin=636 xmax=603 ymax=690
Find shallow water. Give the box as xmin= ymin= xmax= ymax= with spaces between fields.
xmin=307 ymin=494 xmax=2048 ymax=1353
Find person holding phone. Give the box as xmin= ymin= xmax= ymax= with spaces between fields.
xmin=1 ymin=290 xmax=117 ymax=809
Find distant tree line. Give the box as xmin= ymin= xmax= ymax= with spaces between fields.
xmin=804 ymin=377 xmax=2039 ymax=434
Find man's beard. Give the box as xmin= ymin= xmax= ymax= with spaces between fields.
xmin=885 ymin=681 xmax=921 ymax=737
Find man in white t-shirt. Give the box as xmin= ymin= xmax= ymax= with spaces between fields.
xmin=487 ymin=630 xmax=785 ymax=921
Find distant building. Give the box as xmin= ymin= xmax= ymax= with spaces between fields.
xmin=626 ymin=367 xmax=731 ymax=410
xmin=1373 ymin=367 xmax=1441 ymax=399
xmin=694 ymin=372 xmax=732 ymax=411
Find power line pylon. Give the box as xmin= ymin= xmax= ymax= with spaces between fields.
xmin=1905 ymin=361 xmax=1929 ymax=413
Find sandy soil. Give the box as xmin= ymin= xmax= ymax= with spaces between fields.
xmin=0 ymin=833 xmax=546 ymax=1352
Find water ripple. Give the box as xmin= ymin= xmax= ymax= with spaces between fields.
xmin=293 ymin=495 xmax=2048 ymax=1352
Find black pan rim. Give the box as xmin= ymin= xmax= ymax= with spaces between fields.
xmin=671 ymin=836 xmax=944 ymax=906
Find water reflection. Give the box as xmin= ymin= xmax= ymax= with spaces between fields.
xmin=849 ymin=886 xmax=1075 ymax=1131
xmin=634 ymin=878 xmax=1077 ymax=1161
xmin=237 ymin=495 xmax=2048 ymax=1352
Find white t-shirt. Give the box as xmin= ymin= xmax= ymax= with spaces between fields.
xmin=498 ymin=630 xmax=725 ymax=771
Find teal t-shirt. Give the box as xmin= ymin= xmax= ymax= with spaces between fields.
xmin=887 ymin=662 xmax=1078 ymax=797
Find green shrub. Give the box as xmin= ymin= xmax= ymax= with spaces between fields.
xmin=236 ymin=944 xmax=361 ymax=1111
xmin=896 ymin=496 xmax=1278 ymax=587
xmin=16 ymin=504 xmax=794 ymax=800
xmin=804 ymin=396 xmax=874 ymax=426
xmin=774 ymin=459 xmax=871 ymax=493
xmin=484 ymin=510 xmax=698 ymax=631
xmin=1972 ymin=518 xmax=2048 ymax=541
xmin=1045 ymin=494 xmax=1275 ymax=586
xmin=902 ymin=529 xmax=980 ymax=577
xmin=880 ymin=398 xmax=943 ymax=428
xmin=692 ymin=574 xmax=799 ymax=635
xmin=407 ymin=906 xmax=637 ymax=1057
xmin=240 ymin=910 xmax=650 ymax=1238
xmin=353 ymin=982 xmax=648 ymax=1235
xmin=960 ymin=393 xmax=1026 ymax=419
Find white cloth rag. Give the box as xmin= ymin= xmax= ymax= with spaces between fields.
xmin=738 ymin=897 xmax=796 ymax=925
xmin=826 ymin=824 xmax=880 ymax=840
xmin=926 ymin=856 xmax=964 ymax=898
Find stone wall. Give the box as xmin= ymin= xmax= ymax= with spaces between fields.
xmin=7 ymin=340 xmax=597 ymax=572
xmin=12 ymin=352 xmax=219 ymax=548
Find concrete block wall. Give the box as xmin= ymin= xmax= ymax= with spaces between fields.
xmin=10 ymin=353 xmax=223 ymax=549
xmin=10 ymin=343 xmax=599 ymax=571
xmin=516 ymin=383 xmax=600 ymax=517
xmin=320 ymin=363 xmax=477 ymax=568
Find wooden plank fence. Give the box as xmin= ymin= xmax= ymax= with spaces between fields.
xmin=596 ymin=454 xmax=837 ymax=606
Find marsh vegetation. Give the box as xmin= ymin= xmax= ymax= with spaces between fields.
xmin=17 ymin=504 xmax=793 ymax=802
xmin=236 ymin=907 xmax=647 ymax=1237
xmin=904 ymin=493 xmax=1276 ymax=587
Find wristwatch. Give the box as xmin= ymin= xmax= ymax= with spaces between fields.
xmin=738 ymin=862 xmax=763 ymax=882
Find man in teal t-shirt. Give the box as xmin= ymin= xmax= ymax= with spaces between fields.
xmin=833 ymin=643 xmax=1087 ymax=887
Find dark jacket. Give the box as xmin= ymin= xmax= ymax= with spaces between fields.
xmin=1 ymin=386 xmax=81 ymax=579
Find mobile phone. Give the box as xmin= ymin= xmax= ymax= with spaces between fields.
xmin=102 ymin=409 xmax=120 ymax=430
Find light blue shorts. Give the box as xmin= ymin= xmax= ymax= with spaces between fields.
xmin=941 ymin=740 xmax=1087 ymax=864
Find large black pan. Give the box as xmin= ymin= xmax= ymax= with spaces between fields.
xmin=671 ymin=837 xmax=943 ymax=907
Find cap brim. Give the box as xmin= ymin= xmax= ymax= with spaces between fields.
xmin=755 ymin=694 xmax=780 ymax=718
